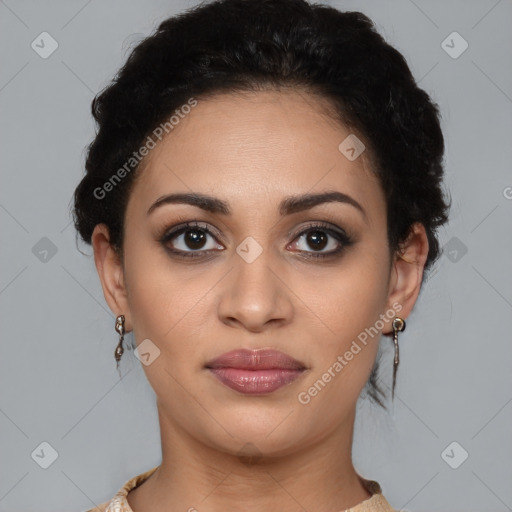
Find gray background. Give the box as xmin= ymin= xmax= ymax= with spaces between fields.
xmin=0 ymin=0 xmax=511 ymax=511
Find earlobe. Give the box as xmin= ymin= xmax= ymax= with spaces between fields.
xmin=385 ymin=222 xmax=429 ymax=332
xmin=91 ymin=224 xmax=132 ymax=330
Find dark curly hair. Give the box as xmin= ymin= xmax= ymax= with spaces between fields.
xmin=72 ymin=0 xmax=451 ymax=409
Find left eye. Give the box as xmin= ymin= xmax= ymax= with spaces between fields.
xmin=289 ymin=226 xmax=345 ymax=254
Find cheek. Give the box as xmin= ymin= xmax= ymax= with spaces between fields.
xmin=122 ymin=252 xmax=210 ymax=407
xmin=123 ymin=244 xmax=214 ymax=362
xmin=300 ymin=253 xmax=390 ymax=392
xmin=307 ymin=253 xmax=389 ymax=342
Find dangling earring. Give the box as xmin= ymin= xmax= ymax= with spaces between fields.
xmin=391 ymin=317 xmax=406 ymax=400
xmin=114 ymin=314 xmax=125 ymax=369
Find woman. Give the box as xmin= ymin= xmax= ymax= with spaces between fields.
xmin=73 ymin=0 xmax=450 ymax=510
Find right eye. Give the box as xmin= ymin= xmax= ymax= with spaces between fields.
xmin=159 ymin=221 xmax=224 ymax=258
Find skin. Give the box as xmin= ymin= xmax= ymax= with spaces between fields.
xmin=92 ymin=89 xmax=429 ymax=512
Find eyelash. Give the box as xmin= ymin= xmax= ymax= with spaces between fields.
xmin=158 ymin=218 xmax=353 ymax=260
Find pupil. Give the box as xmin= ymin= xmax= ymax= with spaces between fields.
xmin=185 ymin=229 xmax=206 ymax=249
xmin=308 ymin=231 xmax=327 ymax=250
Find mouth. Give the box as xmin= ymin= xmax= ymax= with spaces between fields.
xmin=205 ymin=348 xmax=307 ymax=395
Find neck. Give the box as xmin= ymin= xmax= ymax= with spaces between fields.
xmin=127 ymin=405 xmax=372 ymax=512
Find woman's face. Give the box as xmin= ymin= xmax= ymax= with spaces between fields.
xmin=94 ymin=89 xmax=423 ymax=457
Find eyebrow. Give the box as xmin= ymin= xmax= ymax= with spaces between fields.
xmin=147 ymin=190 xmax=367 ymax=220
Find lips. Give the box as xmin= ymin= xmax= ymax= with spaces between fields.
xmin=205 ymin=348 xmax=307 ymax=394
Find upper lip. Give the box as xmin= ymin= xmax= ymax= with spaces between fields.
xmin=205 ymin=348 xmax=306 ymax=370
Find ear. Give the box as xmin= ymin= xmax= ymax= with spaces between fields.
xmin=383 ymin=222 xmax=429 ymax=334
xmin=91 ymin=224 xmax=133 ymax=332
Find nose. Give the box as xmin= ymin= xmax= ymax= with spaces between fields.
xmin=217 ymin=246 xmax=294 ymax=332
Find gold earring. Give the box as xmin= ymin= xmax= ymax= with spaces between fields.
xmin=114 ymin=315 xmax=125 ymax=368
xmin=391 ymin=317 xmax=406 ymax=400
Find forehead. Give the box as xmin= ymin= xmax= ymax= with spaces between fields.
xmin=127 ymin=89 xmax=383 ymax=218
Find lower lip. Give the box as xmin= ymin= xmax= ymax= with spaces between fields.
xmin=207 ymin=368 xmax=305 ymax=394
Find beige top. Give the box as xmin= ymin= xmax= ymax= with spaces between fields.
xmin=84 ymin=465 xmax=399 ymax=512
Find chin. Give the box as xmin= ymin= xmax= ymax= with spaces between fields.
xmin=202 ymin=411 xmax=310 ymax=457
